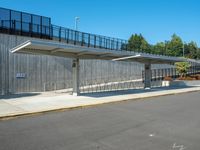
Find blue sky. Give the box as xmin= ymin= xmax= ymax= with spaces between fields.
xmin=0 ymin=0 xmax=199 ymax=46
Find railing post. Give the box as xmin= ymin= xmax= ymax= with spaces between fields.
xmin=50 ymin=25 xmax=53 ymax=40
xmin=74 ymin=31 xmax=77 ymax=45
xmin=94 ymin=35 xmax=96 ymax=48
xmin=43 ymin=26 xmax=46 ymax=38
xmin=193 ymin=65 xmax=195 ymax=75
xmin=99 ymin=37 xmax=102 ymax=48
xmin=88 ymin=34 xmax=90 ymax=47
xmin=197 ymin=65 xmax=198 ymax=74
xmin=81 ymin=32 xmax=84 ymax=46
xmin=126 ymin=41 xmax=128 ymax=51
xmin=37 ymin=24 xmax=39 ymax=34
xmin=113 ymin=39 xmax=115 ymax=50
xmin=13 ymin=20 xmax=16 ymax=33
xmin=20 ymin=12 xmax=22 ymax=35
xmin=154 ymin=69 xmax=157 ymax=81
xmin=116 ymin=41 xmax=119 ymax=50
xmin=103 ymin=37 xmax=106 ymax=49
xmin=29 ymin=22 xmax=32 ymax=37
xmin=158 ymin=69 xmax=160 ymax=80
xmin=108 ymin=39 xmax=110 ymax=49
xmin=121 ymin=41 xmax=123 ymax=50
xmin=9 ymin=9 xmax=11 ymax=33
xmin=59 ymin=27 xmax=61 ymax=42
xmin=174 ymin=68 xmax=177 ymax=78
xmin=67 ymin=29 xmax=69 ymax=43
xmin=195 ymin=65 xmax=197 ymax=74
xmin=110 ymin=39 xmax=113 ymax=50
xmin=167 ymin=68 xmax=169 ymax=77
xmin=105 ymin=39 xmax=108 ymax=49
xmin=64 ymin=29 xmax=67 ymax=41
xmin=1 ymin=20 xmax=4 ymax=28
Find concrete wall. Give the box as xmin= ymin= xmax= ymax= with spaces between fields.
xmin=0 ymin=33 xmax=74 ymax=95
xmin=0 ymin=33 xmax=148 ymax=95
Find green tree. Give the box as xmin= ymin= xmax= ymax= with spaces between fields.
xmin=127 ymin=34 xmax=150 ymax=53
xmin=185 ymin=41 xmax=199 ymax=59
xmin=197 ymin=48 xmax=200 ymax=59
xmin=152 ymin=42 xmax=166 ymax=55
xmin=175 ymin=62 xmax=191 ymax=78
xmin=127 ymin=33 xmax=200 ymax=59
xmin=167 ymin=34 xmax=183 ymax=56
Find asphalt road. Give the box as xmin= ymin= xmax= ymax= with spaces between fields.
xmin=0 ymin=92 xmax=200 ymax=150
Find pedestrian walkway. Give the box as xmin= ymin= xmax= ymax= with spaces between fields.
xmin=0 ymin=86 xmax=200 ymax=119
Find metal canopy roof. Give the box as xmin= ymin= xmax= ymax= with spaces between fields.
xmin=10 ymin=39 xmax=185 ymax=64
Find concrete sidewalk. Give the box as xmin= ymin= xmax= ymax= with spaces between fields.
xmin=0 ymin=86 xmax=200 ymax=119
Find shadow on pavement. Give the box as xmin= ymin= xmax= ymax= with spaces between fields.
xmin=0 ymin=93 xmax=41 ymax=100
xmin=0 ymin=85 xmax=198 ymax=99
xmin=80 ymin=86 xmax=196 ymax=98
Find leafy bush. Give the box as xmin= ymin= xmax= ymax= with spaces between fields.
xmin=175 ymin=62 xmax=191 ymax=78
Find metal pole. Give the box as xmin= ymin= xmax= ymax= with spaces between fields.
xmin=72 ymin=58 xmax=80 ymax=96
xmin=144 ymin=62 xmax=151 ymax=89
xmin=74 ymin=17 xmax=80 ymax=30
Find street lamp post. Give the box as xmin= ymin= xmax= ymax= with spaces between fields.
xmin=75 ymin=17 xmax=80 ymax=30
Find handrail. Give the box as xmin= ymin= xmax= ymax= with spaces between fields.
xmin=0 ymin=19 xmax=168 ymax=56
xmin=0 ymin=20 xmax=129 ymax=52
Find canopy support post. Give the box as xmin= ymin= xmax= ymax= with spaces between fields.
xmin=72 ymin=58 xmax=80 ymax=96
xmin=144 ymin=62 xmax=151 ymax=89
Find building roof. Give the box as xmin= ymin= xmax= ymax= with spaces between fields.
xmin=10 ymin=39 xmax=186 ymax=64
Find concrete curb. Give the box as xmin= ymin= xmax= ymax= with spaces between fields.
xmin=0 ymin=87 xmax=200 ymax=120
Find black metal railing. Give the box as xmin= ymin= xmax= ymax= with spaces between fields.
xmin=142 ymin=65 xmax=200 ymax=82
xmin=0 ymin=6 xmax=178 ymax=54
xmin=0 ymin=19 xmax=129 ymax=51
xmin=51 ymin=25 xmax=128 ymax=50
xmin=0 ymin=20 xmax=51 ymax=39
xmin=1 ymin=7 xmax=199 ymax=57
xmin=0 ymin=7 xmax=51 ymax=31
xmin=1 ymin=18 xmax=200 ymax=60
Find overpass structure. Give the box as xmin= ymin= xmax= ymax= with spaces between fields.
xmin=1 ymin=7 xmax=185 ymax=95
xmin=10 ymin=39 xmax=185 ymax=95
